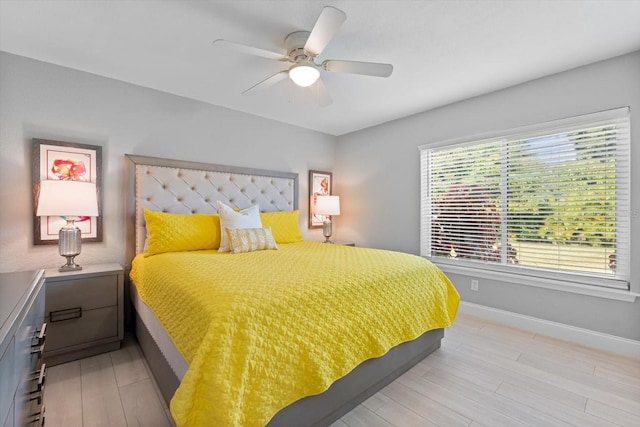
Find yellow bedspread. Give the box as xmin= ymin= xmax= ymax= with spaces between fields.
xmin=130 ymin=241 xmax=459 ymax=427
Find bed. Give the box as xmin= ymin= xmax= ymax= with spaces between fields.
xmin=124 ymin=154 xmax=459 ymax=427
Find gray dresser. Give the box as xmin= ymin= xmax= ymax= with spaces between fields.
xmin=0 ymin=270 xmax=46 ymax=427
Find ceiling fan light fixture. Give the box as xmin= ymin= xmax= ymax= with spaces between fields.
xmin=289 ymin=63 xmax=320 ymax=87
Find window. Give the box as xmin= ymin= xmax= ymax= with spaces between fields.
xmin=420 ymin=108 xmax=630 ymax=290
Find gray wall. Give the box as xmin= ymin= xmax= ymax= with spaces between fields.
xmin=335 ymin=51 xmax=640 ymax=341
xmin=0 ymin=52 xmax=336 ymax=272
xmin=2 ymin=50 xmax=638 ymax=341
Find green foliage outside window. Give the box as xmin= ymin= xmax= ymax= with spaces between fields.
xmin=430 ymin=126 xmax=617 ymax=271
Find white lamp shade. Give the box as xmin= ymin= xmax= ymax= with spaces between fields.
xmin=315 ymin=195 xmax=340 ymax=216
xmin=36 ymin=180 xmax=99 ymax=217
xmin=289 ymin=64 xmax=320 ymax=87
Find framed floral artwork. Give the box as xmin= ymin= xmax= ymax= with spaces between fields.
xmin=309 ymin=170 xmax=332 ymax=229
xmin=32 ymin=139 xmax=103 ymax=245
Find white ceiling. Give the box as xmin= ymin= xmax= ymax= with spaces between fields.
xmin=2 ymin=0 xmax=640 ymax=136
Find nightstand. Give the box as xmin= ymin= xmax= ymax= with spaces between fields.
xmin=43 ymin=263 xmax=124 ymax=366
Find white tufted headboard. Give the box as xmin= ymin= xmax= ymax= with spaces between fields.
xmin=124 ymin=154 xmax=298 ymax=268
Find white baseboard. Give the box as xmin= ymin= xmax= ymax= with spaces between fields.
xmin=458 ymin=301 xmax=640 ymax=360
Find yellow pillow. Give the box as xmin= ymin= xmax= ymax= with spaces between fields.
xmin=144 ymin=210 xmax=221 ymax=256
xmin=259 ymin=210 xmax=303 ymax=243
xmin=226 ymin=227 xmax=278 ymax=254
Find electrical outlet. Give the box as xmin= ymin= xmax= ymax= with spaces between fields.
xmin=471 ymin=279 xmax=479 ymax=291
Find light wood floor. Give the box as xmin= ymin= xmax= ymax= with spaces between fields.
xmin=43 ymin=313 xmax=640 ymax=426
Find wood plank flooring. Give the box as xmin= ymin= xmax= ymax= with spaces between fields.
xmin=43 ymin=313 xmax=640 ymax=426
xmin=43 ymin=337 xmax=174 ymax=427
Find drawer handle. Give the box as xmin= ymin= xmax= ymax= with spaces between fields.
xmin=29 ymin=368 xmax=46 ymax=404
xmin=29 ymin=384 xmax=45 ymax=405
xmin=36 ymin=322 xmax=47 ymax=344
xmin=49 ymin=307 xmax=82 ymax=323
xmin=30 ymin=363 xmax=46 ymax=391
xmin=30 ymin=343 xmax=44 ymax=358
xmin=29 ymin=403 xmax=45 ymax=426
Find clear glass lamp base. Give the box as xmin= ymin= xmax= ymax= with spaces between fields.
xmin=322 ymin=221 xmax=334 ymax=244
xmin=58 ymin=219 xmax=83 ymax=272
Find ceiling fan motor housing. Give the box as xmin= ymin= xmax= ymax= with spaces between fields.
xmin=285 ymin=31 xmax=313 ymax=63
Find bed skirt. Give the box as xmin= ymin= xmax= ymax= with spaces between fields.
xmin=133 ymin=308 xmax=443 ymax=426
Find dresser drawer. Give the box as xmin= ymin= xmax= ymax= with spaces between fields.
xmin=2 ymin=401 xmax=13 ymax=427
xmin=13 ymin=275 xmax=46 ymax=427
xmin=0 ymin=338 xmax=15 ymax=427
xmin=46 ymin=274 xmax=117 ymax=313
xmin=45 ymin=306 xmax=118 ymax=352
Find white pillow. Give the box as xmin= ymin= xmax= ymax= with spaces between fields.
xmin=217 ymin=201 xmax=262 ymax=252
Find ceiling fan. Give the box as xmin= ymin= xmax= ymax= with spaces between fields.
xmin=213 ymin=6 xmax=393 ymax=106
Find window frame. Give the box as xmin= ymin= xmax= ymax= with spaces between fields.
xmin=419 ymin=108 xmax=632 ymax=297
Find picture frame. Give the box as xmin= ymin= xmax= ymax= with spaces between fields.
xmin=309 ymin=170 xmax=332 ymax=229
xmin=32 ymin=139 xmax=103 ymax=245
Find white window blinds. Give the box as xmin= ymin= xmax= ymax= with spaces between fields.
xmin=420 ymin=108 xmax=630 ymax=290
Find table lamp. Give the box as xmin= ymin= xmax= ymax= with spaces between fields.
xmin=36 ymin=180 xmax=99 ymax=272
xmin=314 ymin=195 xmax=340 ymax=243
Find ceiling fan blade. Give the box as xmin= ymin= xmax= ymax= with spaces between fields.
xmin=213 ymin=39 xmax=287 ymax=61
xmin=308 ymin=78 xmax=332 ymax=107
xmin=242 ymin=71 xmax=288 ymax=95
xmin=304 ymin=6 xmax=347 ymax=57
xmin=322 ymin=60 xmax=393 ymax=77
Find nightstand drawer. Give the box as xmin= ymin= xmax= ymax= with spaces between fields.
xmin=45 ymin=306 xmax=118 ymax=352
xmin=46 ymin=274 xmax=117 ymax=312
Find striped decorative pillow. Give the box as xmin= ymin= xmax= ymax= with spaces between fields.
xmin=226 ymin=227 xmax=278 ymax=254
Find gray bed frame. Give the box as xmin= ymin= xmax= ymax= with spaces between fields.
xmin=124 ymin=154 xmax=444 ymax=426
